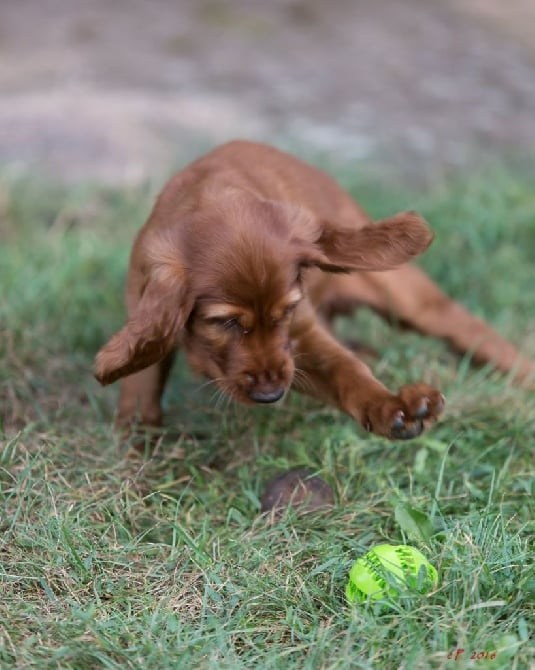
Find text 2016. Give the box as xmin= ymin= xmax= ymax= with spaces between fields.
xmin=448 ymin=649 xmax=496 ymax=662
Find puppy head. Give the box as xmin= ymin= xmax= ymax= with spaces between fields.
xmin=182 ymin=201 xmax=306 ymax=404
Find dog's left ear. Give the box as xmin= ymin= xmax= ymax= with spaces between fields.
xmin=298 ymin=211 xmax=434 ymax=272
xmin=94 ymin=276 xmax=193 ymax=385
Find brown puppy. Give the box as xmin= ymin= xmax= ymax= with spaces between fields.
xmin=94 ymin=140 xmax=533 ymax=439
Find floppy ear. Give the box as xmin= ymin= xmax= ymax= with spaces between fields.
xmin=299 ymin=211 xmax=434 ymax=273
xmin=94 ymin=277 xmax=193 ymax=385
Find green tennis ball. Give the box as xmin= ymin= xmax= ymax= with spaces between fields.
xmin=346 ymin=544 xmax=438 ymax=603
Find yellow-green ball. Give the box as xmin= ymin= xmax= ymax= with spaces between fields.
xmin=346 ymin=544 xmax=438 ymax=603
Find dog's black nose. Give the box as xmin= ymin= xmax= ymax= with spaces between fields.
xmin=248 ymin=387 xmax=285 ymax=403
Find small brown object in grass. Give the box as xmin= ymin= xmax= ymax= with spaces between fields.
xmin=261 ymin=468 xmax=334 ymax=515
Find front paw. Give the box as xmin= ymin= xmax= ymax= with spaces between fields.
xmin=364 ymin=383 xmax=445 ymax=439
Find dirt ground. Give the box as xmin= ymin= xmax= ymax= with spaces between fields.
xmin=1 ymin=0 xmax=534 ymax=183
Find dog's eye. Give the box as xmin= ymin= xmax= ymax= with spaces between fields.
xmin=208 ymin=316 xmax=249 ymax=334
xmin=272 ymin=303 xmax=298 ymax=327
xmin=281 ymin=303 xmax=299 ymax=320
xmin=208 ymin=316 xmax=237 ymax=328
xmin=283 ymin=304 xmax=297 ymax=317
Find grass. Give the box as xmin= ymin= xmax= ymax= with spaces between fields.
xmin=0 ymin=162 xmax=534 ymax=669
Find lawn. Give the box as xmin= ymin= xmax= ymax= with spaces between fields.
xmin=0 ymin=161 xmax=534 ymax=669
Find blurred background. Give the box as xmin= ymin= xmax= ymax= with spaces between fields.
xmin=1 ymin=0 xmax=534 ymax=184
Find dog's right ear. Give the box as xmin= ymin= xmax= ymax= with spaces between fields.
xmin=296 ymin=211 xmax=434 ymax=273
xmin=94 ymin=275 xmax=193 ymax=385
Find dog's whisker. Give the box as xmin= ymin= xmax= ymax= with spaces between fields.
xmin=194 ymin=378 xmax=227 ymax=401
xmin=209 ymin=388 xmax=222 ymax=406
xmin=211 ymin=382 xmax=236 ymax=416
xmin=214 ymin=387 xmax=228 ymax=411
xmin=224 ymin=391 xmax=234 ymax=414
xmin=293 ymin=367 xmax=317 ymax=395
xmin=199 ymin=377 xmax=231 ymax=408
xmin=195 ymin=378 xmax=222 ymax=393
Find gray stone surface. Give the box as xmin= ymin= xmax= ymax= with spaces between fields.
xmin=1 ymin=0 xmax=534 ymax=182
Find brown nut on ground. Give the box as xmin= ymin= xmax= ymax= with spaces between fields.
xmin=260 ymin=468 xmax=334 ymax=515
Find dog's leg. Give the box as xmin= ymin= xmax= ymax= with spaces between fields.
xmin=116 ymin=351 xmax=176 ymax=429
xmin=319 ymin=266 xmax=533 ymax=382
xmin=291 ymin=304 xmax=445 ymax=439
